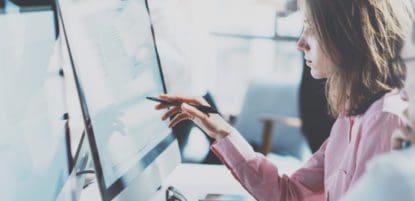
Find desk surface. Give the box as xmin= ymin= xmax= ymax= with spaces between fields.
xmin=80 ymin=163 xmax=255 ymax=201
xmin=149 ymin=164 xmax=255 ymax=201
xmin=80 ymin=154 xmax=304 ymax=200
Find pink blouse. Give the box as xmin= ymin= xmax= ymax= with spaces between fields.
xmin=212 ymin=90 xmax=407 ymax=201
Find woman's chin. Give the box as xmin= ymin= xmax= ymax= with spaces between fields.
xmin=310 ymin=69 xmax=326 ymax=80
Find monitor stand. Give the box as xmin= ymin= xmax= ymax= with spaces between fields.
xmin=112 ymin=139 xmax=181 ymax=201
xmin=56 ymin=134 xmax=90 ymax=201
xmin=77 ymin=140 xmax=181 ymax=201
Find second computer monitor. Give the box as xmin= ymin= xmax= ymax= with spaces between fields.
xmin=57 ymin=0 xmax=181 ymax=200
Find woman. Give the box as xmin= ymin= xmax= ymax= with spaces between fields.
xmin=341 ymin=2 xmax=415 ymax=200
xmin=155 ymin=0 xmax=413 ymax=200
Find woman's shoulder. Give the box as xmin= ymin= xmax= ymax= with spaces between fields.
xmin=361 ymin=89 xmax=408 ymax=121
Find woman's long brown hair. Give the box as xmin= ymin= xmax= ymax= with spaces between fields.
xmin=301 ymin=0 xmax=413 ymax=117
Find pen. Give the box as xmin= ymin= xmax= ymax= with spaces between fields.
xmin=146 ymin=96 xmax=219 ymax=114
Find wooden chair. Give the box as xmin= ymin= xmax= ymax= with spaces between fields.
xmin=259 ymin=114 xmax=302 ymax=155
xmin=232 ymin=81 xmax=310 ymax=160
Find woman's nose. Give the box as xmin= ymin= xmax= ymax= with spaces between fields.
xmin=296 ymin=35 xmax=309 ymax=52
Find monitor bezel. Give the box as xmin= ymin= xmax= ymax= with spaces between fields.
xmin=56 ymin=0 xmax=177 ymax=200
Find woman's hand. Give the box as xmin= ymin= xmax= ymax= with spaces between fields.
xmin=155 ymin=94 xmax=234 ymax=141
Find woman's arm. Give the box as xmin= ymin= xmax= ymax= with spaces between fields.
xmin=212 ymin=130 xmax=326 ymax=201
xmin=156 ymin=94 xmax=326 ymax=201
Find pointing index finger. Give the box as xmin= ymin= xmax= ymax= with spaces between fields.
xmin=159 ymin=94 xmax=200 ymax=105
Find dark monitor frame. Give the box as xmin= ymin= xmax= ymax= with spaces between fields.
xmin=56 ymin=0 xmax=177 ymax=200
xmin=56 ymin=130 xmax=91 ymax=201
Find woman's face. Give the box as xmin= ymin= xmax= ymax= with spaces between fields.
xmin=296 ymin=20 xmax=335 ymax=79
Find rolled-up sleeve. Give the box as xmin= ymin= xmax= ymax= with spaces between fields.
xmin=212 ymin=130 xmax=326 ymax=201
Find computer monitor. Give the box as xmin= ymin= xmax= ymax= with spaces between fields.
xmin=56 ymin=0 xmax=181 ymax=200
xmin=0 ymin=8 xmax=81 ymax=201
xmin=0 ymin=81 xmax=70 ymax=201
xmin=0 ymin=55 xmax=76 ymax=201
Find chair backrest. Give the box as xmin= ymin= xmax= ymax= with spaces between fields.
xmin=234 ymin=81 xmax=309 ymax=160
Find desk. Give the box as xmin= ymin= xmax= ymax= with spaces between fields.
xmin=80 ymin=164 xmax=255 ymax=201
xmin=149 ymin=164 xmax=255 ymax=201
xmin=80 ymin=155 xmax=304 ymax=201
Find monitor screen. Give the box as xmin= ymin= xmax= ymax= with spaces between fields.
xmin=0 ymin=10 xmax=70 ymax=200
xmin=57 ymin=0 xmax=180 ymax=200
